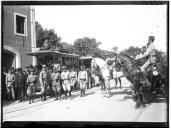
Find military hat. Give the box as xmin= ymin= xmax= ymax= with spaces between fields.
xmin=148 ymin=36 xmax=155 ymax=43
xmin=42 ymin=64 xmax=46 ymax=68
xmin=30 ymin=68 xmax=35 ymax=72
xmin=62 ymin=66 xmax=66 ymax=69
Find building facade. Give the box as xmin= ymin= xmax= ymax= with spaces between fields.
xmin=3 ymin=6 xmax=37 ymax=71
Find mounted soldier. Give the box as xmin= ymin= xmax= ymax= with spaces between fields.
xmin=136 ymin=36 xmax=157 ymax=86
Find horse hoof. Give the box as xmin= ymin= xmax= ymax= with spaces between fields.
xmin=135 ymin=104 xmax=140 ymax=109
xmin=142 ymin=104 xmax=146 ymax=108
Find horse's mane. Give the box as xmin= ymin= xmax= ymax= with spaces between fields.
xmin=119 ymin=52 xmax=135 ymax=61
xmin=92 ymin=57 xmax=106 ymax=69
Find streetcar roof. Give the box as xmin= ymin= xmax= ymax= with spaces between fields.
xmin=27 ymin=50 xmax=80 ymax=58
xmin=79 ymin=56 xmax=93 ymax=60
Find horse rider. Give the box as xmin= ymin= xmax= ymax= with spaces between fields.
xmin=78 ymin=65 xmax=88 ymax=97
xmin=27 ymin=68 xmax=37 ymax=104
xmin=39 ymin=64 xmax=50 ymax=101
xmin=61 ymin=66 xmax=71 ymax=99
xmin=136 ymin=36 xmax=157 ymax=86
xmin=141 ymin=46 xmax=147 ymax=54
xmin=70 ymin=66 xmax=78 ymax=91
xmin=135 ymin=50 xmax=142 ymax=60
xmin=51 ymin=64 xmax=61 ymax=100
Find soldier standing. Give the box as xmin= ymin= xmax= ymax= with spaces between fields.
xmin=2 ymin=67 xmax=7 ymax=101
xmin=39 ymin=64 xmax=50 ymax=101
xmin=61 ymin=66 xmax=71 ymax=99
xmin=51 ymin=65 xmax=61 ymax=100
xmin=70 ymin=67 xmax=77 ymax=91
xmin=27 ymin=68 xmax=37 ymax=104
xmin=17 ymin=68 xmax=26 ymax=102
xmin=6 ymin=68 xmax=15 ymax=101
xmin=78 ymin=65 xmax=88 ymax=97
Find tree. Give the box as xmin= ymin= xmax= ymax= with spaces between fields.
xmin=123 ymin=46 xmax=142 ymax=58
xmin=73 ymin=37 xmax=102 ymax=56
xmin=35 ymin=21 xmax=62 ymax=48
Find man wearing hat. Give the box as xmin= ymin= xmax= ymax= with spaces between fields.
xmin=27 ymin=68 xmax=37 ymax=104
xmin=51 ymin=64 xmax=61 ymax=100
xmin=17 ymin=68 xmax=26 ymax=102
xmin=61 ymin=66 xmax=72 ymax=98
xmin=136 ymin=36 xmax=157 ymax=86
xmin=6 ymin=68 xmax=15 ymax=101
xmin=141 ymin=46 xmax=147 ymax=55
xmin=78 ymin=65 xmax=88 ymax=97
xmin=70 ymin=66 xmax=78 ymax=91
xmin=39 ymin=64 xmax=50 ymax=101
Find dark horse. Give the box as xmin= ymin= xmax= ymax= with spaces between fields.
xmin=114 ymin=52 xmax=167 ymax=109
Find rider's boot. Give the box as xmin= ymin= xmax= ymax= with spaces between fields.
xmin=140 ymin=71 xmax=151 ymax=86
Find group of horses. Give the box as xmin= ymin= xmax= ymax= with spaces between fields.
xmin=90 ymin=51 xmax=167 ymax=109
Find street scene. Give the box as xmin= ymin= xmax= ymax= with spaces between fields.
xmin=3 ymin=78 xmax=167 ymax=122
xmin=2 ymin=2 xmax=168 ymax=125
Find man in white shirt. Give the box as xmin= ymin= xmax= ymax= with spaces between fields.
xmin=136 ymin=36 xmax=157 ymax=85
xmin=70 ymin=67 xmax=78 ymax=91
xmin=61 ymin=66 xmax=71 ymax=98
xmin=78 ymin=65 xmax=88 ymax=97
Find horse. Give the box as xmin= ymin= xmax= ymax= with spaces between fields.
xmin=114 ymin=52 xmax=167 ymax=108
xmin=91 ymin=57 xmax=123 ymax=97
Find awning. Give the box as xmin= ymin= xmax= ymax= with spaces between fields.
xmin=27 ymin=50 xmax=61 ymax=56
xmin=79 ymin=56 xmax=93 ymax=60
xmin=27 ymin=50 xmax=80 ymax=58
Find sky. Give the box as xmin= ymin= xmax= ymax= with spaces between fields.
xmin=34 ymin=5 xmax=167 ymax=52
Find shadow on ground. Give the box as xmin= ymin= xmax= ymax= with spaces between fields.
xmin=110 ymin=88 xmax=132 ymax=96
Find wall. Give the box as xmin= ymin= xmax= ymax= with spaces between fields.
xmin=3 ymin=6 xmax=33 ymax=68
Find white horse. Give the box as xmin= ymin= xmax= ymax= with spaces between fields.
xmin=91 ymin=57 xmax=124 ymax=97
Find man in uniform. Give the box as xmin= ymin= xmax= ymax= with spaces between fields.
xmin=39 ymin=64 xmax=50 ymax=101
xmin=27 ymin=68 xmax=37 ymax=104
xmin=39 ymin=39 xmax=50 ymax=51
xmin=141 ymin=46 xmax=147 ymax=54
xmin=78 ymin=65 xmax=88 ymax=97
xmin=17 ymin=68 xmax=26 ymax=102
xmin=61 ymin=66 xmax=71 ymax=98
xmin=136 ymin=36 xmax=157 ymax=86
xmin=105 ymin=57 xmax=115 ymax=97
xmin=70 ymin=67 xmax=78 ymax=91
xmin=51 ymin=64 xmax=61 ymax=100
xmin=2 ymin=67 xmax=7 ymax=101
xmin=6 ymin=68 xmax=15 ymax=101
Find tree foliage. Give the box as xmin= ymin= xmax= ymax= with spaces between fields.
xmin=123 ymin=46 xmax=142 ymax=58
xmin=35 ymin=21 xmax=62 ymax=48
xmin=73 ymin=37 xmax=102 ymax=56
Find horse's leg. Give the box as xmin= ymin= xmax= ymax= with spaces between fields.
xmin=115 ymin=79 xmax=118 ymax=87
xmin=118 ymin=78 xmax=122 ymax=88
xmin=134 ymin=84 xmax=141 ymax=109
xmin=139 ymin=85 xmax=146 ymax=107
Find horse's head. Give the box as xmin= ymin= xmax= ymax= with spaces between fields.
xmin=114 ymin=54 xmax=124 ymax=69
xmin=114 ymin=52 xmax=135 ymax=71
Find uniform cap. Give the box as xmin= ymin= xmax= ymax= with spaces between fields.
xmin=62 ymin=66 xmax=66 ymax=69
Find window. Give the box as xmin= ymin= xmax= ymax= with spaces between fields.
xmin=14 ymin=13 xmax=27 ymax=36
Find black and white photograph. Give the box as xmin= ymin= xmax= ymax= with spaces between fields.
xmin=1 ymin=1 xmax=169 ymax=127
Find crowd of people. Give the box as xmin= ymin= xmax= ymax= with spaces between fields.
xmin=2 ymin=63 xmax=97 ymax=105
